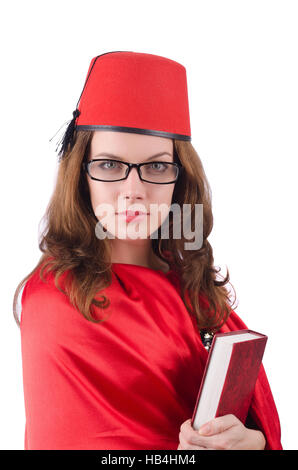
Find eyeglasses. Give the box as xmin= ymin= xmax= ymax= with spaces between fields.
xmin=83 ymin=159 xmax=183 ymax=184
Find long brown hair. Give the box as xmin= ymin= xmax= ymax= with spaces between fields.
xmin=13 ymin=130 xmax=237 ymax=332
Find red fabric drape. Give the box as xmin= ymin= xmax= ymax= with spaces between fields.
xmin=20 ymin=263 xmax=282 ymax=449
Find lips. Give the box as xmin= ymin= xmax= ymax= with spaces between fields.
xmin=117 ymin=211 xmax=148 ymax=216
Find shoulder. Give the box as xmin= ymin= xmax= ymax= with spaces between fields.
xmin=21 ymin=264 xmax=64 ymax=305
xmin=20 ymin=264 xmax=76 ymax=332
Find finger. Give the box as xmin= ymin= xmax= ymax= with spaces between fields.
xmin=179 ymin=432 xmax=208 ymax=450
xmin=188 ymin=431 xmax=216 ymax=447
xmin=179 ymin=418 xmax=196 ymax=442
xmin=198 ymin=414 xmax=239 ymax=436
xmin=180 ymin=418 xmax=192 ymax=433
xmin=191 ymin=429 xmax=236 ymax=450
xmin=180 ymin=418 xmax=215 ymax=447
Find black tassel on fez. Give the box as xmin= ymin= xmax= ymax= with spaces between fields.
xmin=52 ymin=108 xmax=81 ymax=161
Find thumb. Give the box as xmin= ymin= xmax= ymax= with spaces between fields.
xmin=199 ymin=414 xmax=238 ymax=436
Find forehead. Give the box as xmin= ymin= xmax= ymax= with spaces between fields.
xmin=89 ymin=131 xmax=173 ymax=161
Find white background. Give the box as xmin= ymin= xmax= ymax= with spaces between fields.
xmin=1 ymin=0 xmax=297 ymax=450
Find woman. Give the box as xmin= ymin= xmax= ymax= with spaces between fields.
xmin=13 ymin=51 xmax=282 ymax=450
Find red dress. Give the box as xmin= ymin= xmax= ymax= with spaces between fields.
xmin=20 ymin=262 xmax=282 ymax=450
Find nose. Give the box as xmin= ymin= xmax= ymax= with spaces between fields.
xmin=129 ymin=165 xmax=140 ymax=176
xmin=120 ymin=166 xmax=146 ymax=202
xmin=124 ymin=165 xmax=144 ymax=185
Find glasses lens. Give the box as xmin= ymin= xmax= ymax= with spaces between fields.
xmin=88 ymin=160 xmax=127 ymax=181
xmin=141 ymin=162 xmax=178 ymax=183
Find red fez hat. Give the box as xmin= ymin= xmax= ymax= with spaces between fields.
xmin=53 ymin=51 xmax=191 ymax=160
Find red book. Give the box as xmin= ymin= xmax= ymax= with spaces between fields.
xmin=191 ymin=329 xmax=268 ymax=430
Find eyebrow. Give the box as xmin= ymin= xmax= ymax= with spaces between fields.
xmin=91 ymin=152 xmax=173 ymax=162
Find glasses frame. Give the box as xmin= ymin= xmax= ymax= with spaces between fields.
xmin=82 ymin=159 xmax=183 ymax=184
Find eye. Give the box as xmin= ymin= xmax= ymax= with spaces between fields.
xmin=149 ymin=162 xmax=167 ymax=171
xmin=97 ymin=160 xmax=123 ymax=170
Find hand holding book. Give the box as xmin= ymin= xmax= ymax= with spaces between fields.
xmin=177 ymin=414 xmax=266 ymax=450
xmin=177 ymin=329 xmax=267 ymax=450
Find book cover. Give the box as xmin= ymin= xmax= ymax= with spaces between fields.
xmin=191 ymin=329 xmax=267 ymax=430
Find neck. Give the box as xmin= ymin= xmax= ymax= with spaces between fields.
xmin=109 ymin=239 xmax=169 ymax=272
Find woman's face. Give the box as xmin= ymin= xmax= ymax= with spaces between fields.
xmin=86 ymin=131 xmax=176 ymax=240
